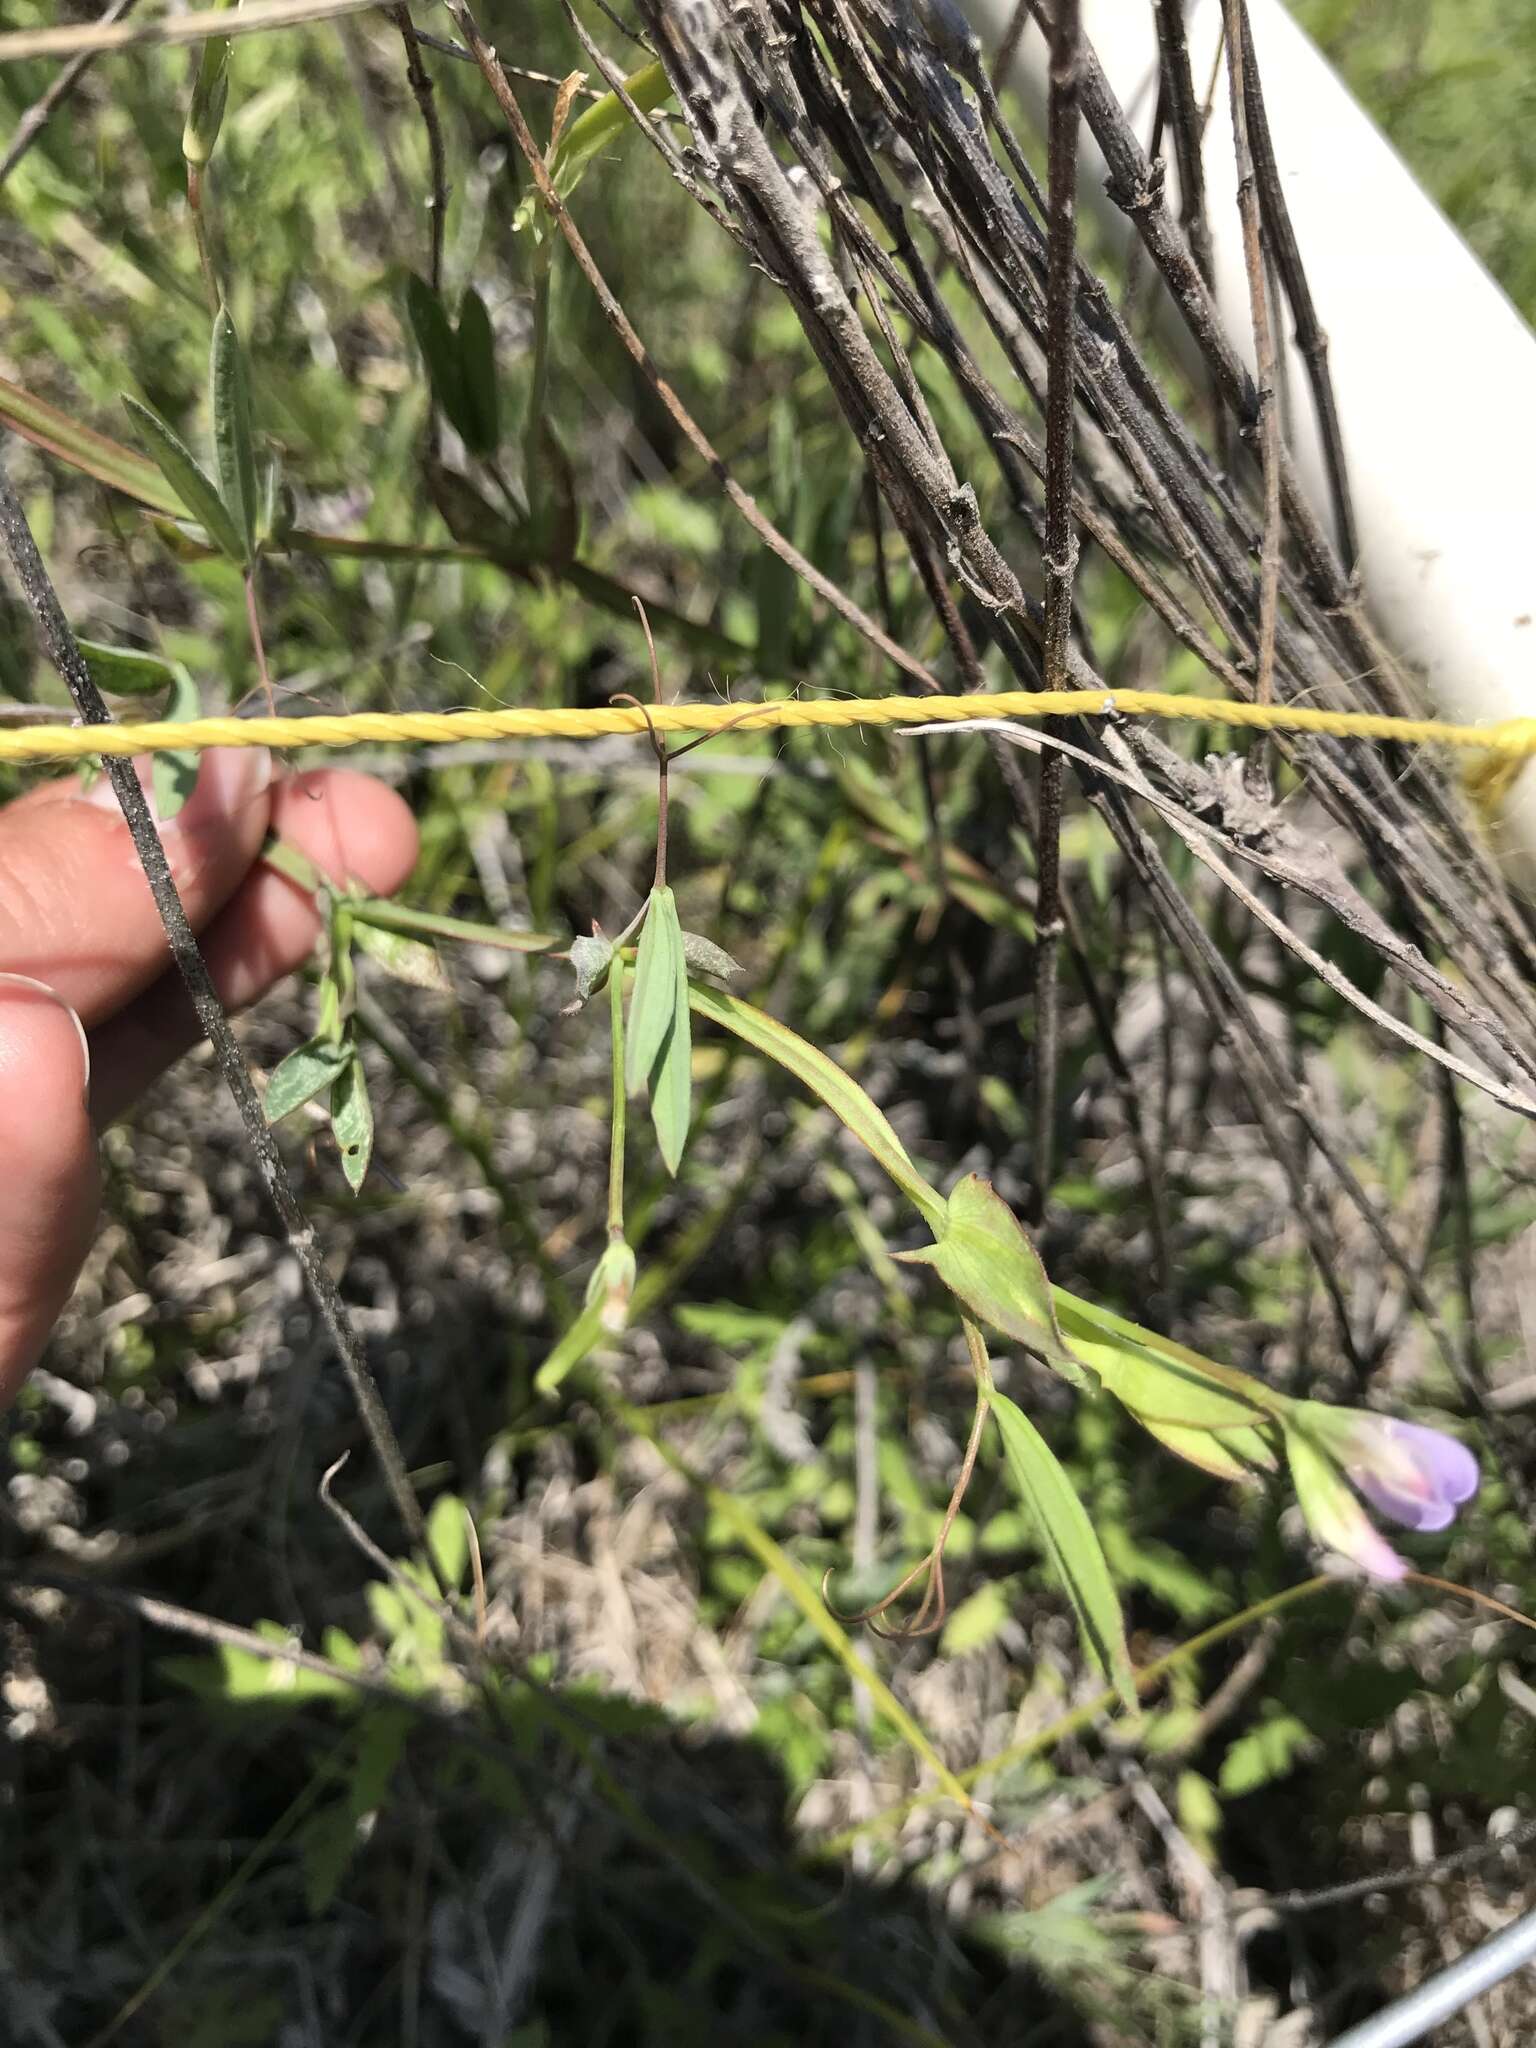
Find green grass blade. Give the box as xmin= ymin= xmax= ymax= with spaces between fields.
xmin=0 ymin=374 xmax=183 ymax=513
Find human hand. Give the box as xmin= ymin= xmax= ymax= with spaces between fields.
xmin=0 ymin=749 xmax=418 ymax=1408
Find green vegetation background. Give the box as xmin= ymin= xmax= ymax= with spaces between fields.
xmin=1 ymin=2 xmax=1533 ymax=2043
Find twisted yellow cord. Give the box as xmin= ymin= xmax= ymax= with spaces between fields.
xmin=3 ymin=689 xmax=1536 ymax=765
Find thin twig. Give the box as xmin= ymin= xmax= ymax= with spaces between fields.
xmin=0 ymin=0 xmax=140 ymax=188
xmin=0 ymin=446 xmax=436 ymax=1574
xmin=0 ymin=0 xmax=380 ymax=63
xmin=442 ymin=0 xmax=940 ymax=693
xmin=1030 ymin=0 xmax=1080 ymax=1221
xmin=388 ymin=8 xmax=448 ymax=293
xmin=1222 ymin=0 xmax=1279 ymax=749
xmin=1267 ymin=1816 xmax=1536 ymax=1914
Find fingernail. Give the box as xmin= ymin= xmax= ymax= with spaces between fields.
xmin=0 ymin=973 xmax=91 ymax=1106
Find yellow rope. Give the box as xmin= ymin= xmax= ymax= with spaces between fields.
xmin=4 ymin=689 xmax=1536 ymax=765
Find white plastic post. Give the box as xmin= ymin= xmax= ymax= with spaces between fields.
xmin=968 ymin=0 xmax=1536 ymax=872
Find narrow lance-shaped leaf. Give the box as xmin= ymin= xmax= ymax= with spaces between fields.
xmin=0 ymin=375 xmax=192 ymax=513
xmin=625 ymin=887 xmax=683 ymax=1096
xmin=650 ymin=938 xmax=692 ymax=1176
xmin=456 ymin=285 xmax=500 ymax=458
xmin=686 ymin=982 xmax=944 ymax=1231
xmin=404 ymin=276 xmax=476 ymax=447
xmin=122 ymin=394 xmax=245 ymax=564
xmin=211 ymin=306 xmax=258 ymax=566
xmin=991 ymin=1390 xmax=1136 ymax=1711
xmin=152 ymin=663 xmax=202 ymax=821
xmin=264 ymin=1035 xmax=353 ymax=1125
xmin=896 ymin=1174 xmax=1087 ymax=1387
xmin=331 ymin=1053 xmax=375 ymax=1194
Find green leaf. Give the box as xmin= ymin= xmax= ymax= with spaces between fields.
xmin=152 ymin=663 xmax=201 ymax=822
xmin=210 ymin=305 xmax=258 ymax=566
xmin=686 ymin=983 xmax=944 ymax=1231
xmin=425 ymin=1493 xmax=470 ymax=1592
xmin=897 ymin=1175 xmax=1087 ymax=1385
xmin=76 ymin=637 xmax=182 ymax=698
xmin=346 ymin=896 xmax=557 ymax=955
xmin=650 ymin=976 xmax=692 ymax=1177
xmin=624 ymin=889 xmax=691 ymax=1174
xmin=405 ymin=275 xmax=475 ymax=447
xmin=456 ymin=285 xmax=500 ymax=457
xmin=264 ymin=1035 xmax=352 ymax=1124
xmin=991 ymin=1390 xmax=1134 ymax=1710
xmin=1176 ymin=1769 xmax=1224 ymax=1855
xmin=546 ymin=60 xmax=674 ymax=200
xmin=1218 ymin=1711 xmax=1313 ymax=1797
xmin=624 ymin=887 xmax=683 ymax=1096
xmin=331 ymin=1054 xmax=375 ymax=1194
xmin=352 ymin=917 xmax=451 ymax=992
xmin=122 ymin=393 xmax=245 ymax=563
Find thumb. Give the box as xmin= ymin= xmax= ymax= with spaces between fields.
xmin=0 ymin=975 xmax=99 ymax=1410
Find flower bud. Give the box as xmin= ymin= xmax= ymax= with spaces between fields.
xmin=585 ymin=1237 xmax=636 ymax=1335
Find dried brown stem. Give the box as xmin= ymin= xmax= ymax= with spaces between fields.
xmin=1222 ymin=0 xmax=1279 ymax=748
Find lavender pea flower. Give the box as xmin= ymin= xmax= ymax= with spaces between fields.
xmin=1298 ymin=1404 xmax=1480 ymax=1532
xmin=1287 ymin=1403 xmax=1480 ymax=1578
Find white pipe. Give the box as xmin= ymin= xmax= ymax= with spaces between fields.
xmin=968 ymin=0 xmax=1536 ymax=872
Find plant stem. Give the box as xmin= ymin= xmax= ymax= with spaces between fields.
xmin=607 ymin=962 xmax=627 ymax=1238
xmin=0 ymin=445 xmax=436 ymax=1574
xmin=243 ymin=566 xmax=275 ymax=713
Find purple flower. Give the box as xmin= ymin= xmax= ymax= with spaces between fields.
xmin=1284 ymin=1425 xmax=1411 ymax=1581
xmin=1298 ymin=1404 xmax=1480 ymax=1535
